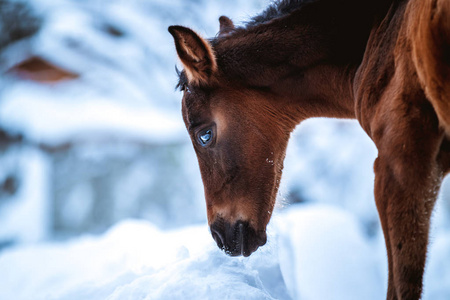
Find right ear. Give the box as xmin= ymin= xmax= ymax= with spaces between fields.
xmin=168 ymin=25 xmax=217 ymax=86
xmin=218 ymin=16 xmax=235 ymax=36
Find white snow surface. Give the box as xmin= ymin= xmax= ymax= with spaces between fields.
xmin=0 ymin=83 xmax=185 ymax=146
xmin=0 ymin=146 xmax=51 ymax=243
xmin=1 ymin=204 xmax=450 ymax=300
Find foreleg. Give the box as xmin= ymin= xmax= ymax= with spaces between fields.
xmin=373 ymin=120 xmax=444 ymax=299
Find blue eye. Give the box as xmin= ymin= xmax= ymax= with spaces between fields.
xmin=198 ymin=129 xmax=213 ymax=146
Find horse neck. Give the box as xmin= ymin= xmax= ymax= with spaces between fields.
xmin=215 ymin=0 xmax=388 ymax=123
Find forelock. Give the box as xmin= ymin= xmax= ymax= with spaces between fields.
xmin=175 ymin=66 xmax=188 ymax=91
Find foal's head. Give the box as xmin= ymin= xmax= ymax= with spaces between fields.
xmin=169 ymin=0 xmax=373 ymax=257
xmin=169 ymin=19 xmax=300 ymax=256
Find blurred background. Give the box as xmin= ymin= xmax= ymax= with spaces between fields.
xmin=1 ymin=0 xmax=449 ymax=252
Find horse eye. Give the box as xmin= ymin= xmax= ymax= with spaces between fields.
xmin=182 ymin=84 xmax=190 ymax=93
xmin=198 ymin=129 xmax=213 ymax=146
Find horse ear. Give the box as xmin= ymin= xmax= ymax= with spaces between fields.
xmin=168 ymin=25 xmax=217 ymax=86
xmin=219 ymin=16 xmax=234 ymax=35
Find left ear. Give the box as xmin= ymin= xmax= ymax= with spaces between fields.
xmin=168 ymin=25 xmax=217 ymax=86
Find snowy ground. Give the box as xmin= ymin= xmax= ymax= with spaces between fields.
xmin=1 ymin=203 xmax=450 ymax=300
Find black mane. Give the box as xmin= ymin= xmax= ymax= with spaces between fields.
xmin=245 ymin=0 xmax=317 ymax=28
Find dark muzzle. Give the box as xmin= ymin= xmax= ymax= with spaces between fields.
xmin=210 ymin=218 xmax=267 ymax=257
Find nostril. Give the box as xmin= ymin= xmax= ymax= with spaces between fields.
xmin=211 ymin=227 xmax=225 ymax=249
xmin=211 ymin=218 xmax=266 ymax=257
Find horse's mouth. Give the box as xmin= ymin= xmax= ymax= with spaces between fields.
xmin=210 ymin=218 xmax=267 ymax=257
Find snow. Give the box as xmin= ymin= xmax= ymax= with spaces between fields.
xmin=1 ymin=203 xmax=449 ymax=300
xmin=0 ymin=0 xmax=268 ymax=147
xmin=0 ymin=217 xmax=286 ymax=300
xmin=0 ymin=83 xmax=185 ymax=146
xmin=0 ymin=146 xmax=51 ymax=243
xmin=277 ymin=205 xmax=385 ymax=300
xmin=0 ymin=205 xmax=450 ymax=300
xmin=283 ymin=118 xmax=379 ymax=228
xmin=424 ymin=232 xmax=450 ymax=300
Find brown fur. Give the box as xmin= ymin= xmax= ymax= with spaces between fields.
xmin=169 ymin=0 xmax=450 ymax=298
xmin=218 ymin=16 xmax=235 ymax=36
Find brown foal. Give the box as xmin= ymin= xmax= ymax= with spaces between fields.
xmin=169 ymin=0 xmax=450 ymax=298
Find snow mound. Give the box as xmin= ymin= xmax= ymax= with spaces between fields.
xmin=0 ymin=219 xmax=287 ymax=300
xmin=277 ymin=205 xmax=384 ymax=300
xmin=1 ymin=204 xmax=449 ymax=300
